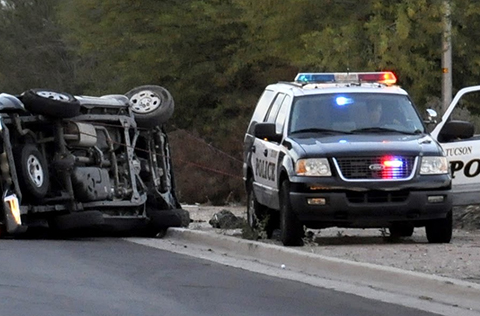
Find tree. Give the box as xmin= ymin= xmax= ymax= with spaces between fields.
xmin=0 ymin=0 xmax=75 ymax=94
xmin=58 ymin=0 xmax=248 ymax=145
xmin=451 ymin=0 xmax=480 ymax=89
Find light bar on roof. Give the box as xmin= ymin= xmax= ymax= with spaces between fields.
xmin=295 ymin=71 xmax=397 ymax=86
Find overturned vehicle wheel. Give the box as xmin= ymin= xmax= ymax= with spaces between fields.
xmin=125 ymin=85 xmax=174 ymax=128
xmin=14 ymin=144 xmax=49 ymax=201
xmin=19 ymin=89 xmax=80 ymax=118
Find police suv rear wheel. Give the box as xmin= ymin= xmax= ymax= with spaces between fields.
xmin=247 ymin=178 xmax=265 ymax=226
xmin=246 ymin=183 xmax=261 ymax=229
xmin=247 ymin=178 xmax=276 ymax=238
xmin=279 ymin=180 xmax=304 ymax=246
xmin=425 ymin=210 xmax=452 ymax=243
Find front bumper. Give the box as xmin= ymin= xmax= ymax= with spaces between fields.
xmin=290 ymin=189 xmax=452 ymax=227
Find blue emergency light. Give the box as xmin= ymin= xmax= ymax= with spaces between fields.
xmin=295 ymin=73 xmax=335 ymax=83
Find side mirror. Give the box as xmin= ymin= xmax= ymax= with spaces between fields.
xmin=438 ymin=120 xmax=474 ymax=142
xmin=254 ymin=122 xmax=282 ymax=143
xmin=424 ymin=108 xmax=438 ymax=125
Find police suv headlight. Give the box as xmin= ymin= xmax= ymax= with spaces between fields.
xmin=420 ymin=156 xmax=449 ymax=175
xmin=296 ymin=158 xmax=331 ymax=176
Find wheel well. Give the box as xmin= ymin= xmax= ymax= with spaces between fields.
xmin=245 ymin=168 xmax=253 ymax=191
xmin=278 ymin=170 xmax=288 ymax=189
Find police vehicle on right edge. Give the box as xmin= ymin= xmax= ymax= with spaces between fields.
xmin=243 ymin=72 xmax=476 ymax=246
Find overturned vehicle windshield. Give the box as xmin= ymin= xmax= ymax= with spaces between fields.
xmin=0 ymin=85 xmax=188 ymax=237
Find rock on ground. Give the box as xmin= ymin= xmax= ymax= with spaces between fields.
xmin=208 ymin=209 xmax=245 ymax=229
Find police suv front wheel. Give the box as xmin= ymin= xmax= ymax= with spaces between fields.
xmin=389 ymin=223 xmax=414 ymax=237
xmin=279 ymin=180 xmax=304 ymax=246
xmin=425 ymin=210 xmax=453 ymax=243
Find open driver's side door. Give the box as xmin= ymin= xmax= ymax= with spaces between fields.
xmin=431 ymin=86 xmax=480 ymax=206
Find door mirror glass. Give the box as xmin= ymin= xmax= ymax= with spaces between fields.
xmin=254 ymin=122 xmax=282 ymax=143
xmin=424 ymin=108 xmax=438 ymax=125
xmin=438 ymin=120 xmax=474 ymax=142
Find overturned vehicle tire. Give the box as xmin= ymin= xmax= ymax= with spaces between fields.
xmin=125 ymin=85 xmax=174 ymax=128
xmin=14 ymin=144 xmax=50 ymax=202
xmin=19 ymin=89 xmax=81 ymax=118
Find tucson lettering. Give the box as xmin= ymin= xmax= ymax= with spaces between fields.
xmin=445 ymin=146 xmax=472 ymax=157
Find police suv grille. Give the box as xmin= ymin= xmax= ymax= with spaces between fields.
xmin=334 ymin=156 xmax=416 ymax=180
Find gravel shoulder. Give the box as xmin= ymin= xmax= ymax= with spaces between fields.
xmin=183 ymin=204 xmax=480 ymax=284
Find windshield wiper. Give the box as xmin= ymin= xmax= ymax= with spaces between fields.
xmin=351 ymin=127 xmax=423 ymax=135
xmin=290 ymin=128 xmax=352 ymax=135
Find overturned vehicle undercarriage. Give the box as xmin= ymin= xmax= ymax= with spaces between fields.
xmin=0 ymin=85 xmax=188 ymax=237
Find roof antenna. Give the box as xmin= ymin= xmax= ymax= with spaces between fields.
xmin=346 ymin=48 xmax=350 ymax=74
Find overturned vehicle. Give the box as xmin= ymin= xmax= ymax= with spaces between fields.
xmin=0 ymin=85 xmax=188 ymax=236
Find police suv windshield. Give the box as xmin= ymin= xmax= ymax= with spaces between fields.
xmin=288 ymin=93 xmax=425 ymax=135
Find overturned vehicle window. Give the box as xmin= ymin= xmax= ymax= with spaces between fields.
xmin=0 ymin=86 xmax=188 ymax=237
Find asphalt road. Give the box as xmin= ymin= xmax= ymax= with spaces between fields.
xmin=0 ymin=237 xmax=441 ymax=316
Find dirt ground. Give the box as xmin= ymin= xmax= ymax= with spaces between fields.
xmin=182 ymin=204 xmax=480 ymax=284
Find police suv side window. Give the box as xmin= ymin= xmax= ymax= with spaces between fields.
xmin=247 ymin=89 xmax=275 ymax=134
xmin=265 ymin=93 xmax=286 ymax=123
xmin=275 ymin=95 xmax=291 ymax=134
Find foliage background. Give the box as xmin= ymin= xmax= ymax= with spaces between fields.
xmin=0 ymin=0 xmax=478 ymax=204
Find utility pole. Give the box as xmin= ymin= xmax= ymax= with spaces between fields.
xmin=442 ymin=0 xmax=452 ymax=113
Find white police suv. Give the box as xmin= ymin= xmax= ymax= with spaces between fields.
xmin=243 ymin=72 xmax=473 ymax=246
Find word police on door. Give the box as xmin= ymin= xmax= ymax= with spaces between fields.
xmin=255 ymin=158 xmax=275 ymax=181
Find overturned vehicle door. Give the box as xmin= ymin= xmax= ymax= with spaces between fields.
xmin=0 ymin=85 xmax=188 ymax=236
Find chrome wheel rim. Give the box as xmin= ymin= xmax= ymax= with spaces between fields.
xmin=130 ymin=90 xmax=161 ymax=113
xmin=27 ymin=154 xmax=44 ymax=187
xmin=36 ymin=91 xmax=70 ymax=101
